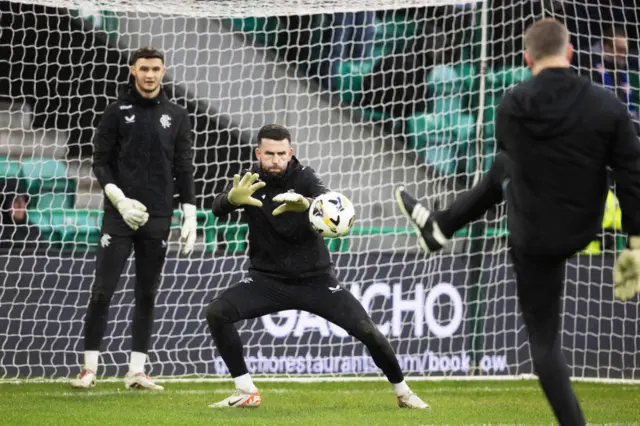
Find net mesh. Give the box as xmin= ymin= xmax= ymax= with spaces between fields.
xmin=0 ymin=0 xmax=638 ymax=381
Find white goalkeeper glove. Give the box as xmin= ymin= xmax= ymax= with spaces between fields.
xmin=272 ymin=192 xmax=310 ymax=216
xmin=104 ymin=184 xmax=149 ymax=231
xmin=613 ymin=236 xmax=640 ymax=301
xmin=180 ymin=203 xmax=197 ymax=255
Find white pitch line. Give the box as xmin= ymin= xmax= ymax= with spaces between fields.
xmin=5 ymin=386 xmax=546 ymax=398
xmin=3 ymin=375 xmax=639 ymax=385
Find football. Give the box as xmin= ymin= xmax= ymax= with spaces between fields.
xmin=308 ymin=192 xmax=356 ymax=238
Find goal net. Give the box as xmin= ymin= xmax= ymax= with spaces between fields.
xmin=0 ymin=0 xmax=638 ymax=382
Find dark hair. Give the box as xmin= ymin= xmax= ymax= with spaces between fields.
xmin=130 ymin=46 xmax=164 ymax=66
xmin=523 ymin=18 xmax=570 ymax=62
xmin=257 ymin=124 xmax=291 ymax=145
xmin=602 ymin=26 xmax=627 ymax=47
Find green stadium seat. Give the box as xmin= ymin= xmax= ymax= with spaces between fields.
xmin=53 ymin=210 xmax=101 ymax=246
xmin=36 ymin=192 xmax=74 ymax=211
xmin=358 ymin=107 xmax=389 ymax=122
xmin=375 ymin=15 xmax=416 ymax=43
xmin=455 ymin=112 xmax=476 ymax=144
xmin=405 ymin=111 xmax=471 ymax=177
xmin=26 ymin=210 xmax=55 ymax=238
xmin=230 ymin=17 xmax=281 ymax=45
xmin=28 ymin=209 xmax=101 ymax=250
xmin=428 ymin=65 xmax=465 ymax=96
xmin=334 ymin=60 xmax=376 ymax=103
xmin=480 ymin=67 xmax=532 ymax=136
xmin=485 ymin=66 xmax=532 ymax=91
xmin=20 ymin=158 xmax=77 ymax=195
xmin=481 ymin=90 xmax=502 ymax=138
xmin=406 ymin=110 xmax=450 ymax=146
xmin=0 ymin=157 xmax=21 ymax=179
xmin=431 ymin=96 xmax=463 ymax=116
xmin=457 ymin=62 xmax=476 ymax=85
xmin=372 ymin=16 xmax=416 ymax=57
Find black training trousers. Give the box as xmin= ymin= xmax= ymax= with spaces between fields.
xmin=430 ymin=153 xmax=586 ymax=425
xmin=510 ymin=249 xmax=585 ymax=426
xmin=206 ymin=271 xmax=405 ymax=384
xmin=83 ymin=212 xmax=171 ymax=354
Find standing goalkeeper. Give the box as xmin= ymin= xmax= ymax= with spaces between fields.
xmin=394 ymin=19 xmax=640 ymax=425
xmin=70 ymin=47 xmax=197 ymax=390
xmin=205 ymin=124 xmax=428 ymax=409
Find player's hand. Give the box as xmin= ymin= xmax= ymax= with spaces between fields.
xmin=613 ymin=236 xmax=640 ymax=301
xmin=272 ymin=192 xmax=310 ymax=216
xmin=104 ymin=183 xmax=149 ymax=231
xmin=227 ymin=172 xmax=266 ymax=207
xmin=180 ymin=203 xmax=197 ymax=255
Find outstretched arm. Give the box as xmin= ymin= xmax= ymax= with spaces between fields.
xmin=212 ymin=182 xmax=238 ymax=217
xmin=271 ymin=167 xmax=329 ymax=217
xmin=213 ymin=172 xmax=265 ymax=217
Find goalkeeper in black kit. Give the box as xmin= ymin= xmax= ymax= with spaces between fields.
xmin=395 ymin=19 xmax=640 ymax=426
xmin=205 ymin=124 xmax=428 ymax=409
xmin=70 ymin=47 xmax=197 ymax=390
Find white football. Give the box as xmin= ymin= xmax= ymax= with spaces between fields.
xmin=308 ymin=192 xmax=356 ymax=238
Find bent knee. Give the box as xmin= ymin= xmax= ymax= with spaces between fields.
xmin=352 ymin=319 xmax=385 ymax=343
xmin=206 ymin=298 xmax=238 ymax=325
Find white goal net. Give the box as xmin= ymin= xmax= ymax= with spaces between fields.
xmin=0 ymin=0 xmax=638 ymax=382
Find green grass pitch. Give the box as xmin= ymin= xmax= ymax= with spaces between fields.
xmin=1 ymin=379 xmax=638 ymax=425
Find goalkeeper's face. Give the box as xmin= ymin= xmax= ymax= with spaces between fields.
xmin=256 ymin=138 xmax=293 ymax=177
xmin=131 ymin=58 xmax=166 ymax=96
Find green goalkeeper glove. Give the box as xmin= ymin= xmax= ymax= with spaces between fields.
xmin=272 ymin=193 xmax=310 ymax=216
xmin=613 ymin=236 xmax=640 ymax=301
xmin=227 ymin=172 xmax=266 ymax=207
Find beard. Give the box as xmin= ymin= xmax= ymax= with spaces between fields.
xmin=260 ymin=163 xmax=287 ymax=177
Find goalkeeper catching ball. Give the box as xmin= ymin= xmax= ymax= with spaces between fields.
xmin=70 ymin=47 xmax=196 ymax=390
xmin=205 ymin=124 xmax=429 ymax=409
xmin=395 ymin=19 xmax=640 ymax=426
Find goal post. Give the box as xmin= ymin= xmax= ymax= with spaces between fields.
xmin=0 ymin=0 xmax=639 ymax=383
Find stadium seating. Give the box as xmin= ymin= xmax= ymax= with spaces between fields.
xmin=20 ymin=158 xmax=76 ymax=210
xmin=0 ymin=156 xmax=79 ymax=249
xmin=28 ymin=209 xmax=101 ymax=251
xmin=17 ymin=14 xmax=639 ymax=254
xmin=229 ymin=12 xmax=534 ymax=179
xmin=0 ymin=156 xmax=21 ymax=179
xmin=21 ymin=205 xmax=504 ymax=253
xmin=7 ymin=13 xmax=520 ymax=254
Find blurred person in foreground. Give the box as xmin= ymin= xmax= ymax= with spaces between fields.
xmin=395 ymin=18 xmax=640 ymax=426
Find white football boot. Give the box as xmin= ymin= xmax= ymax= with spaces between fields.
xmin=70 ymin=368 xmax=97 ymax=389
xmin=209 ymin=388 xmax=262 ymax=408
xmin=124 ymin=371 xmax=164 ymax=390
xmin=397 ymin=392 xmax=431 ymax=409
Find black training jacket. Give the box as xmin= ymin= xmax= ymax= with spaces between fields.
xmin=92 ymin=88 xmax=196 ymax=217
xmin=212 ymin=156 xmax=333 ymax=279
xmin=496 ymin=67 xmax=640 ymax=255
